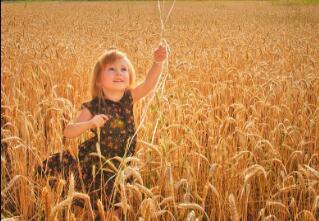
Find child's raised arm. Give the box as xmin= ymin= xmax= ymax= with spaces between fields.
xmin=131 ymin=43 xmax=168 ymax=103
xmin=63 ymin=108 xmax=110 ymax=138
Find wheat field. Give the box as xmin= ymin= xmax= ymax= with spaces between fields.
xmin=1 ymin=1 xmax=319 ymax=221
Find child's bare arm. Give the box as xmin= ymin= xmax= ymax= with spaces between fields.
xmin=63 ymin=108 xmax=110 ymax=138
xmin=131 ymin=62 xmax=163 ymax=103
xmin=131 ymin=44 xmax=167 ymax=103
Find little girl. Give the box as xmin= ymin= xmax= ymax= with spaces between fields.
xmin=37 ymin=44 xmax=167 ymax=219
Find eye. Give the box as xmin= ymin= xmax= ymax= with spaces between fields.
xmin=121 ymin=67 xmax=127 ymax=72
xmin=108 ymin=67 xmax=115 ymax=71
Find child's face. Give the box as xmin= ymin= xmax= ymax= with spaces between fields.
xmin=98 ymin=58 xmax=130 ymax=92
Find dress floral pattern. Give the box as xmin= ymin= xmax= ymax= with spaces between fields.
xmin=37 ymin=89 xmax=136 ymax=210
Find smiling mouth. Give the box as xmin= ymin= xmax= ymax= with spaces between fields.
xmin=113 ymin=80 xmax=124 ymax=83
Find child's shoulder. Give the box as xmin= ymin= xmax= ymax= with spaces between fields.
xmin=81 ymin=97 xmax=97 ymax=106
xmin=123 ymin=88 xmax=134 ymax=105
xmin=80 ymin=97 xmax=99 ymax=114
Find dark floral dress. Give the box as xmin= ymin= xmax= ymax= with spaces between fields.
xmin=37 ymin=89 xmax=136 ymax=210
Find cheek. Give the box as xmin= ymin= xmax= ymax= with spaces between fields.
xmin=125 ymin=73 xmax=130 ymax=82
xmin=101 ymin=73 xmax=112 ymax=82
xmin=125 ymin=72 xmax=129 ymax=78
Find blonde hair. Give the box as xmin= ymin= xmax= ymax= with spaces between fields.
xmin=91 ymin=48 xmax=136 ymax=99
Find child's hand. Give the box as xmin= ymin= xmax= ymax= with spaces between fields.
xmin=154 ymin=43 xmax=168 ymax=63
xmin=90 ymin=114 xmax=111 ymax=128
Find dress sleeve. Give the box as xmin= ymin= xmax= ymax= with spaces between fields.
xmin=80 ymin=100 xmax=96 ymax=116
xmin=124 ymin=89 xmax=133 ymax=107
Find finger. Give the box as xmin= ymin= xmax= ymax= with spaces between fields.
xmin=103 ymin=116 xmax=108 ymax=122
xmin=98 ymin=119 xmax=104 ymax=126
xmin=99 ymin=116 xmax=106 ymax=122
xmin=101 ymin=115 xmax=110 ymax=122
xmin=101 ymin=114 xmax=110 ymax=120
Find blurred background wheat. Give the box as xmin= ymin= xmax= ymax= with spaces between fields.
xmin=1 ymin=1 xmax=318 ymax=220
